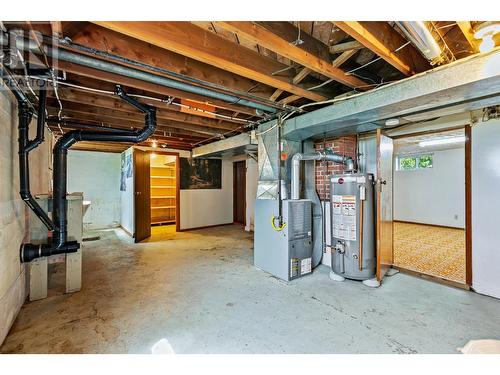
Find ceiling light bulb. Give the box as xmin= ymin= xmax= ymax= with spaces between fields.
xmin=152 ymin=140 xmax=158 ymax=148
xmin=479 ymin=35 xmax=496 ymax=53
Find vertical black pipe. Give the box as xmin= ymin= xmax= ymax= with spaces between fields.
xmin=25 ymin=81 xmax=47 ymax=152
xmin=17 ymin=95 xmax=55 ymax=231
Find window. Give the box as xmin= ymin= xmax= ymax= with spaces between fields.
xmin=397 ymin=154 xmax=433 ymax=171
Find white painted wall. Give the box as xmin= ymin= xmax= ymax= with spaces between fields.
xmin=394 ymin=148 xmax=465 ymax=228
xmin=120 ymin=147 xmax=135 ymax=235
xmin=180 ymin=158 xmax=233 ymax=230
xmin=0 ymin=86 xmax=51 ymax=345
xmin=472 ymin=118 xmax=500 ymax=299
xmin=68 ymin=150 xmax=121 ymax=229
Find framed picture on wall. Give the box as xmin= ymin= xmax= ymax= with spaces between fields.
xmin=180 ymin=158 xmax=222 ymax=190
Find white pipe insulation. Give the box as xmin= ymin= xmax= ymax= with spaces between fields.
xmin=395 ymin=21 xmax=444 ymax=65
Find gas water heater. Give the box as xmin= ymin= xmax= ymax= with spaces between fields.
xmin=329 ymin=173 xmax=379 ymax=287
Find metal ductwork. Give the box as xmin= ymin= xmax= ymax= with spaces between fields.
xmin=395 ymin=21 xmax=444 ymax=65
xmin=6 ymin=32 xmax=279 ymax=115
xmin=291 ymin=150 xmax=354 ymax=200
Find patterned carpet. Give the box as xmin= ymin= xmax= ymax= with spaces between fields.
xmin=393 ymin=222 xmax=466 ymax=283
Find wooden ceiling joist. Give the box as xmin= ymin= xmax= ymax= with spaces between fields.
xmin=334 ymin=21 xmax=430 ymax=76
xmin=60 ymin=73 xmax=252 ymax=121
xmin=214 ymin=22 xmax=368 ymax=90
xmin=93 ymin=21 xmax=327 ymax=102
xmin=69 ymin=24 xmax=276 ymax=102
xmin=457 ymin=21 xmax=480 ymax=53
xmin=329 ymin=40 xmax=364 ymax=54
xmin=56 ymin=60 xmax=259 ymax=117
xmin=46 ymin=104 xmax=226 ymax=138
xmin=53 ymin=88 xmax=240 ymax=131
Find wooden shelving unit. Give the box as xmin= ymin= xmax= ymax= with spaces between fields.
xmin=150 ymin=161 xmax=176 ymax=225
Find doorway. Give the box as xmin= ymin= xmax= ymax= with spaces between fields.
xmin=134 ymin=149 xmax=180 ymax=242
xmin=233 ymin=160 xmax=246 ymax=225
xmin=391 ymin=128 xmax=469 ymax=285
xmin=150 ymin=152 xmax=179 ymax=228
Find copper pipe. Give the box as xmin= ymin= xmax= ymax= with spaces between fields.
xmin=359 ymin=199 xmax=364 ymax=271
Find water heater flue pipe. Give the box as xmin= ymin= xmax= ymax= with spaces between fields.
xmin=291 ymin=150 xmax=354 ymax=200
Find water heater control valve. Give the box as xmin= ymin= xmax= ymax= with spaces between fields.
xmin=335 ymin=241 xmax=345 ymax=254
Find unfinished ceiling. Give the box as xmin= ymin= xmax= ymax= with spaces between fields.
xmin=1 ymin=21 xmax=486 ymax=152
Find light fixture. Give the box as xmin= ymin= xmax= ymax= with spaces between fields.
xmin=385 ymin=118 xmax=400 ymax=127
xmin=419 ymin=136 xmax=466 ymax=147
xmin=474 ymin=22 xmax=500 ymax=53
xmin=152 ymin=139 xmax=158 ymax=148
xmin=151 ymin=152 xmax=156 ymax=159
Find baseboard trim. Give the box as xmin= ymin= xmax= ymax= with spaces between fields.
xmin=394 ymin=220 xmax=465 ymax=231
xmin=119 ymin=225 xmax=134 ymax=238
xmin=393 ymin=266 xmax=469 ymax=290
xmin=179 ymin=222 xmax=234 ymax=232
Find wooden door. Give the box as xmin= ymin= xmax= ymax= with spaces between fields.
xmin=376 ymin=129 xmax=394 ymax=281
xmin=233 ymin=161 xmax=246 ymax=225
xmin=134 ymin=149 xmax=151 ymax=243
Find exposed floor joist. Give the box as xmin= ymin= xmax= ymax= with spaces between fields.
xmin=334 ymin=21 xmax=430 ymax=76
xmin=215 ymin=22 xmax=368 ymax=90
xmin=93 ymin=21 xmax=328 ymax=102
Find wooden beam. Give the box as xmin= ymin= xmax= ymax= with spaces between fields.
xmin=269 ymin=89 xmax=283 ymax=102
xmin=93 ymin=21 xmax=327 ymax=102
xmin=332 ymin=49 xmax=358 ymax=68
xmin=215 ymin=22 xmax=368 ymax=90
xmin=56 ymin=60 xmax=259 ymax=117
xmin=457 ymin=21 xmax=480 ymax=53
xmin=47 ymin=104 xmax=224 ymax=138
xmin=279 ymin=95 xmax=301 ymax=105
xmin=62 ymin=72 xmax=252 ymax=121
xmin=269 ymin=67 xmax=312 ymax=102
xmin=334 ymin=21 xmax=430 ymax=76
xmin=70 ymin=24 xmax=275 ymax=102
xmin=54 ymin=88 xmax=240 ymax=131
xmin=292 ymin=67 xmax=312 ymax=85
xmin=329 ymin=40 xmax=364 ymax=54
xmin=50 ymin=21 xmax=63 ymax=38
xmin=255 ymin=21 xmax=333 ymax=61
xmin=275 ymin=50 xmax=357 ymax=105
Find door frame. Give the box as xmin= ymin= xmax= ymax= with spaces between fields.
xmin=233 ymin=160 xmax=246 ymax=226
xmin=391 ymin=125 xmax=472 ymax=286
xmin=133 ymin=148 xmax=151 ymax=243
xmin=376 ymin=129 xmax=394 ymax=282
xmin=148 ymin=150 xmax=181 ymax=232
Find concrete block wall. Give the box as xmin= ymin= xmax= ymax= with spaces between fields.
xmin=314 ymin=135 xmax=357 ymax=200
xmin=0 ymin=84 xmax=52 ymax=345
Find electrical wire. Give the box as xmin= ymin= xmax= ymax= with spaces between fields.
xmin=29 ymin=76 xmax=253 ymax=124
xmin=345 ymin=41 xmax=411 ymax=76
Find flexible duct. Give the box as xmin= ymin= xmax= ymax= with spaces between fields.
xmin=395 ymin=21 xmax=444 ymax=65
xmin=291 ymin=150 xmax=354 ymax=200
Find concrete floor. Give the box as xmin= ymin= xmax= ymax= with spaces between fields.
xmin=1 ymin=224 xmax=499 ymax=354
